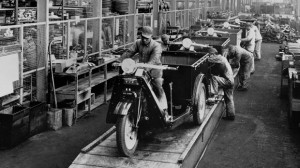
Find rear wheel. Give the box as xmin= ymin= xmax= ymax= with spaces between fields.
xmin=193 ymin=82 xmax=207 ymax=125
xmin=116 ymin=114 xmax=139 ymax=156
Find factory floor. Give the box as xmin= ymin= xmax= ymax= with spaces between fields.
xmin=198 ymin=43 xmax=300 ymax=168
xmin=0 ymin=43 xmax=299 ymax=168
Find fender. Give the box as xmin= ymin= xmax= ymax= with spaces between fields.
xmin=113 ymin=101 xmax=132 ymax=115
xmin=192 ymin=73 xmax=207 ymax=106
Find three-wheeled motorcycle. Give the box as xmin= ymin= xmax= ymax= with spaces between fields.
xmin=106 ymin=48 xmax=214 ymax=156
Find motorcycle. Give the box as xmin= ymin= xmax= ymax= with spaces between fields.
xmin=106 ymin=57 xmax=209 ymax=156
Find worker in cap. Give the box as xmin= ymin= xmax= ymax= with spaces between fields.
xmin=207 ymin=47 xmax=235 ymax=120
xmin=120 ymin=26 xmax=171 ymax=122
xmin=241 ymin=22 xmax=255 ymax=74
xmin=227 ymin=44 xmax=253 ymax=91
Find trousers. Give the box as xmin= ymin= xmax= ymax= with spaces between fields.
xmin=239 ymin=58 xmax=253 ymax=89
xmin=151 ymin=78 xmax=168 ymax=110
xmin=254 ymin=39 xmax=262 ymax=59
xmin=211 ymin=76 xmax=235 ymax=117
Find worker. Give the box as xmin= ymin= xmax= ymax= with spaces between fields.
xmin=23 ymin=28 xmax=37 ymax=70
xmin=208 ymin=48 xmax=235 ymax=120
xmin=158 ymin=34 xmax=170 ymax=51
xmin=119 ymin=26 xmax=171 ymax=122
xmin=253 ymin=21 xmax=263 ymax=60
xmin=227 ymin=45 xmax=253 ymax=91
xmin=241 ymin=22 xmax=255 ymax=74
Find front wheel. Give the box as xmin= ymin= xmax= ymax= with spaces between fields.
xmin=116 ymin=114 xmax=139 ymax=156
xmin=193 ymin=80 xmax=207 ymax=125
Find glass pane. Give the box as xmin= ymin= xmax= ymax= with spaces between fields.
xmin=87 ymin=19 xmax=100 ymax=54
xmin=126 ymin=15 xmax=135 ymax=44
xmin=23 ymin=24 xmax=47 ymax=72
xmin=83 ymin=0 xmax=100 ymax=18
xmin=49 ymin=22 xmax=69 ymax=60
xmin=112 ymin=0 xmax=129 ymax=15
xmin=176 ymin=11 xmax=183 ymax=28
xmin=160 ymin=13 xmax=167 ymax=34
xmin=137 ymin=14 xmax=143 ymax=27
xmin=176 ymin=1 xmax=184 ymax=10
xmin=69 ymin=21 xmax=84 ymax=58
xmin=144 ymin=14 xmax=152 ymax=27
xmin=115 ymin=17 xmax=125 ymax=47
xmin=49 ymin=0 xmax=100 ymax=20
xmin=102 ymin=18 xmax=114 ymax=50
xmin=189 ymin=9 xmax=197 ymax=27
xmin=189 ymin=1 xmax=195 ymax=9
xmin=0 ymin=27 xmax=20 ymax=47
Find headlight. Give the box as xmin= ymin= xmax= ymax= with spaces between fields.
xmin=121 ymin=58 xmax=136 ymax=74
xmin=182 ymin=38 xmax=193 ymax=49
xmin=207 ymin=28 xmax=215 ymax=36
xmin=223 ymin=22 xmax=230 ymax=28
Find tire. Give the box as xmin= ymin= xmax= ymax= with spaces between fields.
xmin=116 ymin=114 xmax=139 ymax=156
xmin=193 ymin=82 xmax=207 ymax=125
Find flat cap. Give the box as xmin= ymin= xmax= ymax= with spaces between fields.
xmin=141 ymin=26 xmax=153 ymax=38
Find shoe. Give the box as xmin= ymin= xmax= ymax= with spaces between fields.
xmin=222 ymin=116 xmax=235 ymax=121
xmin=236 ymin=86 xmax=248 ymax=91
xmin=250 ymin=71 xmax=255 ymax=75
xmin=255 ymin=58 xmax=261 ymax=61
xmin=163 ymin=110 xmax=173 ymax=123
xmin=165 ymin=115 xmax=173 ymax=123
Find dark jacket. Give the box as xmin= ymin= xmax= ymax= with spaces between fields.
xmin=121 ymin=39 xmax=163 ymax=78
xmin=227 ymin=45 xmax=253 ymax=69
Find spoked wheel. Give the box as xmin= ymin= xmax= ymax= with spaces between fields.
xmin=116 ymin=114 xmax=139 ymax=156
xmin=193 ymin=81 xmax=207 ymax=125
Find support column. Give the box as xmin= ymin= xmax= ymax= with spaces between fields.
xmin=153 ymin=0 xmax=159 ymax=36
xmin=204 ymin=0 xmax=208 ymax=19
xmin=184 ymin=0 xmax=189 ymax=28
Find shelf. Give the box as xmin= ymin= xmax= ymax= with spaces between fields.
xmin=2 ymin=91 xmax=32 ymax=106
xmin=18 ymin=7 xmax=37 ymax=9
xmin=55 ymin=70 xmax=119 ymax=94
xmin=63 ymin=6 xmax=86 ymax=9
xmin=0 ymin=8 xmax=15 ymax=11
xmin=18 ymin=20 xmax=37 ymax=23
xmin=49 ymin=6 xmax=85 ymax=10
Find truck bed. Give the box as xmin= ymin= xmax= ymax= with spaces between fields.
xmin=69 ymin=99 xmax=225 ymax=168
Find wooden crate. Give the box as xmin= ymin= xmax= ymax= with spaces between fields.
xmin=0 ymin=105 xmax=30 ymax=148
xmin=47 ymin=108 xmax=62 ymax=131
xmin=27 ymin=101 xmax=47 ymax=136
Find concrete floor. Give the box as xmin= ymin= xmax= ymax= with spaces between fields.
xmin=198 ymin=43 xmax=300 ymax=168
xmin=0 ymin=43 xmax=299 ymax=168
xmin=0 ymin=105 xmax=113 ymax=168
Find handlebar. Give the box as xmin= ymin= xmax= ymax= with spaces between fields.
xmin=165 ymin=66 xmax=178 ymax=70
xmin=112 ymin=61 xmax=178 ymax=71
xmin=112 ymin=62 xmax=120 ymax=67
